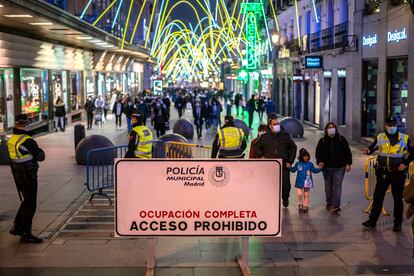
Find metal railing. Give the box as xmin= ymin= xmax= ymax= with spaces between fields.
xmin=84 ymin=141 xmax=163 ymax=205
xmin=165 ymin=141 xmax=212 ymax=159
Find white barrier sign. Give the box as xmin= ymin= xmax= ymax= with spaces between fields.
xmin=115 ymin=159 xmax=282 ymax=237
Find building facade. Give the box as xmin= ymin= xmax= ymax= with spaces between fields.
xmin=0 ymin=0 xmax=149 ymax=134
xmin=269 ymin=0 xmax=414 ymax=142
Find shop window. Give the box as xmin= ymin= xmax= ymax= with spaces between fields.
xmin=362 ymin=60 xmax=378 ymax=137
xmin=304 ymin=81 xmax=309 ymax=121
xmin=0 ymin=69 xmax=14 ymax=131
xmin=337 ymin=71 xmax=346 ymax=126
xmin=71 ymin=71 xmax=82 ymax=111
xmin=387 ymin=58 xmax=408 ymax=133
xmin=20 ymin=69 xmax=49 ymax=123
xmin=52 ymin=71 xmax=68 ymax=108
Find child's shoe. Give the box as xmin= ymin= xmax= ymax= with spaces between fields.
xmin=303 ymin=206 xmax=309 ymax=213
xmin=298 ymin=204 xmax=303 ymax=212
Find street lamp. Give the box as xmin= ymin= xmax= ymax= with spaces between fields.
xmin=270 ymin=31 xmax=287 ymax=115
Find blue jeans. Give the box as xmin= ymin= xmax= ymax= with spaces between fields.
xmin=126 ymin=117 xmax=132 ymax=133
xmin=322 ymin=167 xmax=346 ymax=208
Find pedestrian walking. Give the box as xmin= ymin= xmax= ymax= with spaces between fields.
xmin=124 ymin=97 xmax=134 ymax=133
xmin=210 ymin=97 xmax=222 ymax=131
xmin=8 ymin=114 xmax=45 ymax=243
xmin=154 ymin=100 xmax=167 ymax=138
xmin=290 ymin=148 xmax=321 ymax=213
xmin=193 ymin=100 xmax=204 ymax=139
xmin=125 ymin=111 xmax=153 ymax=159
xmin=234 ymin=93 xmax=241 ymax=116
xmin=265 ymin=98 xmax=276 ymax=117
xmin=246 ymin=95 xmax=256 ymax=128
xmin=253 ymin=113 xmax=297 ymax=207
xmin=316 ymin=122 xmax=352 ymax=213
xmin=112 ymin=98 xmax=124 ymax=129
xmin=362 ymin=116 xmax=414 ymax=231
xmin=175 ymin=94 xmax=185 ymax=118
xmin=202 ymin=100 xmax=212 ymax=130
xmin=53 ymin=96 xmax=66 ymax=132
xmin=211 ymin=115 xmax=247 ymax=159
xmin=249 ymin=124 xmax=268 ymax=159
xmin=257 ymin=96 xmax=265 ymax=121
xmin=84 ymin=96 xmax=95 ymax=130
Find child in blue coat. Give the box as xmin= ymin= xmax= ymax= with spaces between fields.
xmin=290 ymin=148 xmax=321 ymax=213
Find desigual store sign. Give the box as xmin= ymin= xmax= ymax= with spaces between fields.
xmin=115 ymin=159 xmax=282 ymax=236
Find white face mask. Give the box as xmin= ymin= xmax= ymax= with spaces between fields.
xmin=273 ymin=125 xmax=281 ymax=133
xmin=327 ymin=128 xmax=336 ymax=136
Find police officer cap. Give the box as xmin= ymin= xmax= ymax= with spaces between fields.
xmin=385 ymin=116 xmax=397 ymax=125
xmin=224 ymin=115 xmax=234 ymax=122
xmin=131 ymin=110 xmax=143 ymax=118
xmin=267 ymin=113 xmax=278 ymax=120
xmin=15 ymin=114 xmax=29 ymax=125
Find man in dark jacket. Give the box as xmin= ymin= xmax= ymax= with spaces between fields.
xmin=84 ymin=96 xmax=95 ymax=130
xmin=112 ymin=98 xmax=124 ymax=129
xmin=8 ymin=114 xmax=45 ymax=243
xmin=211 ymin=115 xmax=247 ymax=158
xmin=253 ymin=113 xmax=297 ymax=207
xmin=174 ymin=94 xmax=185 ymax=118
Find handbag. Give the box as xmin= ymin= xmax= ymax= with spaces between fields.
xmin=304 ymin=175 xmax=313 ymax=188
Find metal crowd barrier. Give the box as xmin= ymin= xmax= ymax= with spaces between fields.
xmin=164 ymin=141 xmax=212 ymax=158
xmin=84 ymin=140 xmax=163 ymax=205
xmin=364 ymin=157 xmax=414 ymax=216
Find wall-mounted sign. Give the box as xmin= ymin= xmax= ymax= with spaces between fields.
xmin=323 ymin=70 xmax=332 ymax=78
xmin=388 ymin=28 xmax=407 ymax=44
xmin=293 ymin=75 xmax=303 ymax=82
xmin=338 ymin=69 xmax=347 ymax=78
xmin=242 ymin=3 xmax=263 ymax=71
xmin=153 ymin=80 xmax=162 ymax=95
xmin=362 ymin=34 xmax=378 ymax=47
xmin=305 ymin=56 xmax=323 ymax=68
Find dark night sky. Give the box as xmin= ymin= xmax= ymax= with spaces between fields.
xmin=169 ymin=0 xmax=208 ymax=28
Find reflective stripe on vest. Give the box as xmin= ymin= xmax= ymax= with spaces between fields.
xmin=7 ymin=134 xmax=33 ymax=163
xmin=377 ymin=132 xmax=408 ymax=158
xmin=218 ymin=127 xmax=244 ymax=151
xmin=132 ymin=125 xmax=153 ymax=159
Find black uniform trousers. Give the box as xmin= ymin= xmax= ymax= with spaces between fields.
xmin=369 ymin=168 xmax=406 ymax=224
xmin=10 ymin=162 xmax=38 ymax=232
xmin=282 ymin=167 xmax=291 ymax=202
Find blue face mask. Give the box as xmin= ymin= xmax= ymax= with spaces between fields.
xmin=387 ymin=126 xmax=397 ymax=135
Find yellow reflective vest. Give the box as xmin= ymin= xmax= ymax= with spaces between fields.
xmin=217 ymin=127 xmax=244 ymax=151
xmin=377 ymin=132 xmax=409 ymax=159
xmin=7 ymin=134 xmax=33 ymax=163
xmin=132 ymin=125 xmax=153 ymax=159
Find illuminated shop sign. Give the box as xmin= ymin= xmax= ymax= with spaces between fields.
xmin=293 ymin=75 xmax=303 ymax=82
xmin=338 ymin=69 xmax=347 ymax=78
xmin=387 ymin=28 xmax=407 ymax=43
xmin=305 ymin=56 xmax=323 ymax=68
xmin=323 ymin=70 xmax=332 ymax=78
xmin=242 ymin=3 xmax=262 ymax=71
xmin=362 ymin=34 xmax=377 ymax=47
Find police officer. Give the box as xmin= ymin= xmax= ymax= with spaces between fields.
xmin=211 ymin=115 xmax=247 ymax=158
xmin=125 ymin=110 xmax=154 ymax=158
xmin=8 ymin=114 xmax=45 ymax=243
xmin=362 ymin=116 xmax=414 ymax=231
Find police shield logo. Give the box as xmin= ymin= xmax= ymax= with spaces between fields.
xmin=209 ymin=165 xmax=230 ymax=187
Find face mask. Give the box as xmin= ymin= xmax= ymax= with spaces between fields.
xmin=387 ymin=126 xmax=397 ymax=135
xmin=327 ymin=128 xmax=336 ymax=136
xmin=273 ymin=125 xmax=281 ymax=133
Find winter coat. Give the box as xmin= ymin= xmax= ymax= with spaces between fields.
xmin=315 ymin=134 xmax=352 ymax=168
xmin=54 ymin=103 xmax=66 ymax=117
xmin=290 ymin=161 xmax=321 ymax=188
xmin=85 ymin=100 xmax=95 ymax=113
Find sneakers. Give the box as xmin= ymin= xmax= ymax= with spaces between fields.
xmin=20 ymin=232 xmax=43 ymax=243
xmin=303 ymin=206 xmax=309 ymax=213
xmin=362 ymin=219 xmax=376 ymax=229
xmin=331 ymin=207 xmax=341 ymax=213
xmin=392 ymin=222 xmax=402 ymax=232
xmin=298 ymin=204 xmax=303 ymax=212
xmin=283 ymin=199 xmax=289 ymax=208
xmin=9 ymin=225 xmax=23 ymax=236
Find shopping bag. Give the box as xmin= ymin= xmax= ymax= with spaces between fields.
xmin=304 ymin=175 xmax=313 ymax=188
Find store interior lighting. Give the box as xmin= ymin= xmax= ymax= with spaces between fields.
xmin=4 ymin=14 xmax=33 ymax=18
xmin=29 ymin=22 xmax=53 ymax=26
xmin=76 ymin=36 xmax=93 ymax=40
